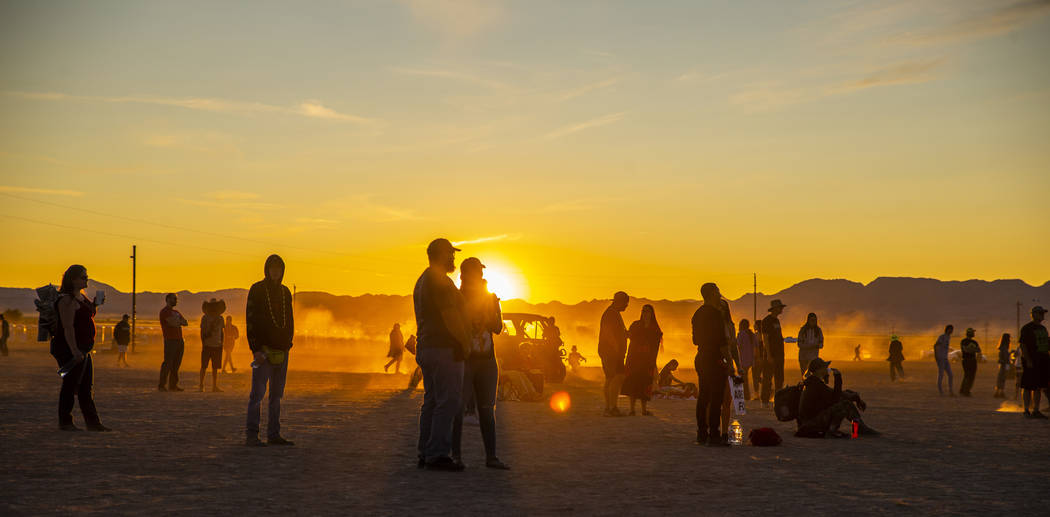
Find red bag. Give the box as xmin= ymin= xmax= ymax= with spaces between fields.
xmin=747 ymin=427 xmax=782 ymax=446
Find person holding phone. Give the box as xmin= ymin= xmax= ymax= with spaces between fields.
xmin=51 ymin=265 xmax=109 ymax=431
xmin=796 ymin=358 xmax=877 ymax=438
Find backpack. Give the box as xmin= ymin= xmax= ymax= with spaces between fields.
xmin=34 ymin=284 xmax=60 ymax=342
xmin=773 ymin=382 xmax=804 ymax=422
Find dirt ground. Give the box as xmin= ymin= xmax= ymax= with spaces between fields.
xmin=1 ymin=340 xmax=1046 ymax=516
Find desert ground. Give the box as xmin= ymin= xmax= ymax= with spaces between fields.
xmin=1 ymin=337 xmax=1046 ymax=516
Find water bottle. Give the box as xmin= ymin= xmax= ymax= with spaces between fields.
xmin=730 ymin=419 xmax=743 ymax=446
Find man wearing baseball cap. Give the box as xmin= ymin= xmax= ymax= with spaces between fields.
xmin=413 ymin=238 xmax=472 ymax=470
xmin=760 ymin=299 xmax=787 ymax=406
xmin=1018 ymin=306 xmax=1049 ymax=419
xmin=796 ymin=357 xmax=878 ymax=438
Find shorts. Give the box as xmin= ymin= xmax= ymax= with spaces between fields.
xmin=1019 ymin=352 xmax=1049 ymax=390
xmin=201 ymin=346 xmax=222 ymax=370
xmin=117 ymin=344 xmax=128 ymax=353
xmin=599 ymin=354 xmax=625 ymax=378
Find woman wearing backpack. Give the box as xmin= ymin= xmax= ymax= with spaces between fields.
xmin=51 ymin=265 xmax=109 ymax=431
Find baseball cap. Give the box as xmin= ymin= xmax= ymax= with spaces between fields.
xmin=460 ymin=257 xmax=485 ymax=272
xmin=1033 ymin=306 xmax=1048 ymax=314
xmin=426 ymin=238 xmax=461 ymax=257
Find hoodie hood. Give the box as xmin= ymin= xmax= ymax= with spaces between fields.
xmin=265 ymin=254 xmax=285 ymax=282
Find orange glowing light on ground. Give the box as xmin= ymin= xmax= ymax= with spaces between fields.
xmin=549 ymin=391 xmax=571 ymax=413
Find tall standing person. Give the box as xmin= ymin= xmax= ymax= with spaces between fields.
xmin=934 ymin=325 xmax=955 ymax=397
xmin=994 ymin=333 xmax=1011 ymax=398
xmin=199 ymin=299 xmax=225 ymax=393
xmin=414 ymin=238 xmax=471 ymax=471
xmin=222 ymin=315 xmax=239 ymax=373
xmin=113 ymin=314 xmax=131 ymax=368
xmin=736 ymin=319 xmax=758 ymax=401
xmin=51 ymin=265 xmax=109 ymax=431
xmin=158 ymin=293 xmax=188 ymax=392
xmin=622 ymin=304 xmax=663 ymax=416
xmin=598 ymin=291 xmax=630 ymax=417
xmin=693 ymin=283 xmax=736 ymax=446
xmin=0 ymin=313 xmax=9 ymax=356
xmin=760 ymin=300 xmax=787 ymax=406
xmin=958 ymin=328 xmax=981 ymax=397
xmin=796 ymin=313 xmax=824 ymax=375
xmin=451 ymin=257 xmax=510 ymax=470
xmin=245 ymin=254 xmax=295 ymax=446
xmin=887 ymin=335 xmax=905 ymax=381
xmin=1019 ymin=306 xmax=1049 ymax=419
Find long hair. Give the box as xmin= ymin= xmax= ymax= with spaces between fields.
xmin=641 ymin=304 xmax=661 ymax=334
xmin=1000 ymin=333 xmax=1011 ymax=347
xmin=59 ymin=264 xmax=86 ymax=295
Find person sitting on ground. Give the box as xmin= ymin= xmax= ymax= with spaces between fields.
xmin=566 ymin=345 xmax=587 ymax=372
xmin=656 ymin=359 xmax=698 ymax=398
xmin=796 ymin=357 xmax=879 ymax=438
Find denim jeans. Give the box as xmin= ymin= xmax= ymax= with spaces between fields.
xmin=417 ymin=346 xmax=464 ymax=462
xmin=452 ymin=355 xmax=499 ymax=460
xmin=246 ymin=353 xmax=289 ymax=439
xmin=936 ymin=357 xmax=954 ymax=394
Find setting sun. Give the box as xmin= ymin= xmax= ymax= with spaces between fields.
xmin=480 ymin=261 xmax=527 ymax=301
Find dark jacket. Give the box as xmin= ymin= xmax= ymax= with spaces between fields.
xmin=114 ymin=320 xmax=131 ymax=345
xmin=887 ymin=339 xmax=904 ymax=362
xmin=798 ymin=372 xmax=842 ymax=426
xmin=692 ymin=304 xmax=727 ymax=366
xmin=245 ymin=256 xmax=294 ymax=354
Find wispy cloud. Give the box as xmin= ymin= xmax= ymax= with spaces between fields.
xmin=557 ymin=78 xmax=620 ymax=101
xmin=889 ymin=0 xmax=1050 ymax=46
xmin=543 ymin=112 xmax=625 ymax=140
xmin=830 ymin=58 xmax=945 ymax=94
xmin=178 ymin=198 xmax=283 ymax=211
xmin=452 ymin=234 xmax=521 ymax=246
xmin=676 ymin=70 xmax=730 ymax=84
xmin=388 ymin=67 xmax=509 ymax=90
xmin=3 ymin=91 xmax=376 ymax=124
xmin=405 ymin=0 xmax=504 ymax=40
xmin=728 ymin=84 xmax=811 ymax=113
xmin=205 ymin=190 xmax=260 ymax=201
xmin=0 ymin=185 xmax=83 ymax=197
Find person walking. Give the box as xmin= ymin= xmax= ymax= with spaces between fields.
xmin=853 ymin=344 xmax=862 ymax=361
xmin=736 ymin=319 xmax=758 ymax=401
xmin=994 ymin=333 xmax=1011 ymax=398
xmin=796 ymin=313 xmax=824 ymax=376
xmin=598 ymin=291 xmax=630 ymax=417
xmin=693 ymin=283 xmax=737 ymax=446
xmin=199 ymin=299 xmax=225 ymax=393
xmin=245 ymin=254 xmax=295 ymax=446
xmin=1018 ymin=306 xmax=1049 ymax=419
xmin=887 ymin=335 xmax=905 ymax=381
xmin=934 ymin=325 xmax=955 ymax=396
xmin=222 ymin=315 xmax=239 ymax=373
xmin=113 ymin=314 xmax=131 ymax=367
xmin=158 ymin=293 xmax=188 ymax=391
xmin=751 ymin=319 xmax=764 ymax=399
xmin=622 ymin=304 xmax=662 ymax=416
xmin=451 ymin=257 xmax=510 ymax=470
xmin=958 ymin=328 xmax=981 ymax=397
xmin=385 ymin=323 xmax=405 ymax=373
xmin=0 ymin=313 xmax=9 ymax=356
xmin=414 ymin=238 xmax=471 ymax=470
xmin=51 ymin=265 xmax=109 ymax=431
xmin=760 ymin=299 xmax=787 ymax=406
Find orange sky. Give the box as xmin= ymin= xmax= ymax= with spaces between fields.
xmin=2 ymin=1 xmax=1048 ymax=302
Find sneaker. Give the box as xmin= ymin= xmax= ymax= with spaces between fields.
xmin=86 ymin=423 xmax=112 ymax=432
xmin=857 ymin=422 xmax=881 ymax=436
xmin=486 ymin=457 xmax=511 ymax=470
xmin=424 ymin=457 xmax=464 ymax=472
xmin=267 ymin=436 xmax=295 ymax=446
xmin=245 ymin=436 xmax=267 ymax=447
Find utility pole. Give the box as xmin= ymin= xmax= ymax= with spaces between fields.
xmin=131 ymin=245 xmax=137 ymax=353
xmin=1017 ymin=301 xmax=1022 ymax=337
xmin=753 ymin=273 xmax=757 ymax=325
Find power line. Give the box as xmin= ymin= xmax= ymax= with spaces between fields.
xmin=1 ymin=213 xmax=403 ymax=277
xmin=0 ymin=191 xmax=415 ymax=267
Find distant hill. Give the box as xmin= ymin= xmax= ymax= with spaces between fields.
xmin=2 ymin=277 xmax=1046 ymax=359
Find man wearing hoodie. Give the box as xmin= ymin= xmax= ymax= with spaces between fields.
xmin=245 ymin=255 xmax=295 ymax=447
